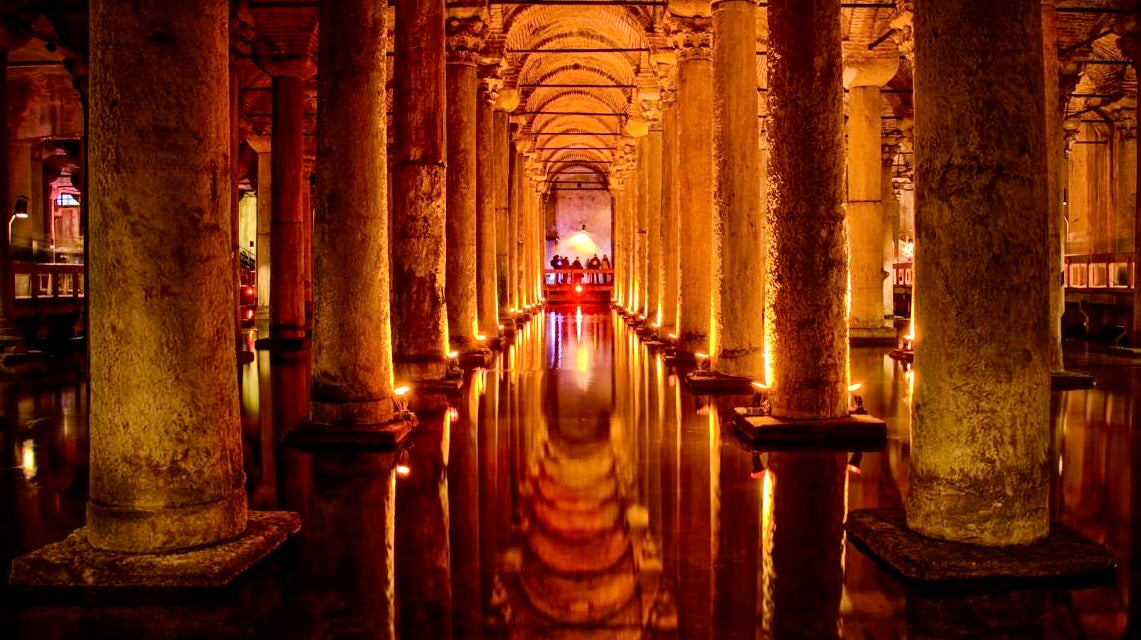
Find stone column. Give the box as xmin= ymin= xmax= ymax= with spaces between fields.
xmin=445 ymin=13 xmax=485 ymax=346
xmin=1117 ymin=34 xmax=1141 ymax=343
xmin=493 ymin=104 xmax=514 ymax=312
xmin=308 ymin=0 xmax=404 ymax=431
xmin=906 ymin=0 xmax=1049 ymax=544
xmin=391 ymin=0 xmax=449 ymax=381
xmin=668 ymin=14 xmax=714 ymax=354
xmin=0 ymin=24 xmax=29 ymax=335
xmin=1043 ymin=0 xmax=1065 ymax=371
xmin=634 ymin=130 xmax=649 ymax=317
xmin=253 ymin=54 xmax=313 ymax=345
xmin=765 ymin=0 xmax=849 ymax=418
xmin=711 ymin=0 xmax=764 ymax=376
xmin=643 ymin=103 xmax=664 ymax=326
xmin=511 ymin=145 xmax=525 ymax=310
xmin=14 ymin=0 xmax=298 ymax=572
xmin=476 ymin=61 xmax=502 ymax=339
xmin=845 ymin=58 xmax=898 ymax=339
xmin=249 ymin=135 xmax=272 ymax=322
xmin=659 ymin=66 xmax=680 ymax=334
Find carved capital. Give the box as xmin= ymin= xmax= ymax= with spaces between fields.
xmin=478 ymin=59 xmax=504 ymax=105
xmin=889 ymin=2 xmax=914 ymax=63
xmin=446 ymin=16 xmax=486 ymax=66
xmin=666 ymin=14 xmax=712 ymax=62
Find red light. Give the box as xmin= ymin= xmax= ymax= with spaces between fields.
xmin=244 ymin=309 xmax=254 ymax=320
xmin=574 ymin=284 xmax=583 ymax=293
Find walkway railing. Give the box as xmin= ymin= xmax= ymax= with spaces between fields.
xmin=11 ymin=262 xmax=85 ymax=317
xmin=543 ymin=268 xmax=613 ymax=303
xmin=895 ymin=253 xmax=1138 ymax=297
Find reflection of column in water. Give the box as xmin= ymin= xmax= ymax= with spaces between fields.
xmin=763 ymin=452 xmax=846 ymax=640
xmin=269 ymin=350 xmax=312 ymax=516
xmin=647 ymin=356 xmax=666 ymax=548
xmin=396 ymin=410 xmax=452 ymax=639
xmin=677 ymin=388 xmax=713 ymax=638
xmin=305 ymin=451 xmax=399 ymax=640
xmin=479 ymin=369 xmax=499 ymax=621
xmin=905 ymin=590 xmax=1045 ymax=640
xmin=712 ymin=415 xmax=760 ymax=640
xmin=660 ymin=371 xmax=682 ymax=610
xmin=449 ymin=372 xmax=482 ymax=639
xmin=1130 ymin=377 xmax=1141 ymax=636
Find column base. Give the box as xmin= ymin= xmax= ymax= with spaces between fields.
xmin=253 ymin=336 xmax=309 ymax=352
xmin=683 ymin=370 xmax=756 ymax=395
xmin=846 ymin=508 xmax=1116 ymax=589
xmin=459 ymin=347 xmax=495 ymax=370
xmin=849 ymin=325 xmax=898 ymax=346
xmin=8 ymin=511 xmax=300 ymax=589
xmin=888 ymin=347 xmax=914 ymax=363
xmin=284 ymin=414 xmax=417 ymax=451
xmin=1050 ymin=370 xmax=1095 ymax=391
xmin=726 ymin=409 xmax=886 ymax=451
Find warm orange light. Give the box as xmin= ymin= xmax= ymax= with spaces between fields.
xmin=477 ymin=334 xmax=487 ymax=341
xmin=448 ymin=351 xmax=459 ymax=359
xmin=396 ymin=463 xmax=411 ymax=477
xmin=848 ymin=383 xmax=863 ymax=392
xmin=575 ymin=284 xmax=583 ymax=293
xmin=394 ymin=385 xmax=410 ymax=396
xmin=751 ymin=381 xmax=768 ymax=390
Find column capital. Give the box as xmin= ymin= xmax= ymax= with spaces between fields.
xmin=478 ymin=58 xmax=504 ymax=105
xmin=1112 ymin=105 xmax=1138 ymax=139
xmin=843 ymin=56 xmax=899 ymax=89
xmin=446 ymin=15 xmax=487 ymax=66
xmin=247 ymin=134 xmax=271 ymax=154
xmin=666 ymin=13 xmax=713 ymax=62
xmin=889 ymin=2 xmax=914 ymax=63
xmin=1062 ymin=118 xmax=1081 ymax=157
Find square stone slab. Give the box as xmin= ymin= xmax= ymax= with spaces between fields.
xmin=846 ymin=508 xmax=1117 ymax=589
xmin=285 ymin=415 xmax=416 ymax=451
xmin=1050 ymin=370 xmax=1096 ymax=391
xmin=849 ymin=326 xmax=899 ymax=346
xmin=683 ymin=371 xmax=755 ymax=395
xmin=8 ymin=511 xmax=300 ymax=589
xmin=728 ymin=410 xmax=886 ymax=451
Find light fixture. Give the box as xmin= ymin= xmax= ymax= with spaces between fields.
xmin=751 ymin=453 xmax=766 ymax=479
xmin=396 ymin=449 xmax=411 ymax=477
xmin=394 ymin=385 xmax=411 ymax=414
xmin=847 ymin=452 xmax=863 ymax=475
xmin=8 ymin=195 xmax=28 ymax=244
xmin=849 ymin=382 xmax=867 ymax=414
xmin=694 ymin=352 xmax=710 ymax=371
xmin=477 ymin=334 xmax=487 ymax=342
xmin=575 ymin=284 xmax=583 ymax=293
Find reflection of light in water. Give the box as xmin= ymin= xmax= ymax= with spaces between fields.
xmin=21 ymin=439 xmax=36 ymax=480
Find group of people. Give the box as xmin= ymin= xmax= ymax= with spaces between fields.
xmin=549 ymin=254 xmax=612 ymax=285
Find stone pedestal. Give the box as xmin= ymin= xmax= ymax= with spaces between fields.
xmin=765 ymin=0 xmax=849 ymax=419
xmin=669 ymin=15 xmax=714 ymax=355
xmin=445 ymin=14 xmax=485 ymax=348
xmin=907 ymin=0 xmax=1050 ymax=545
xmin=10 ymin=0 xmax=296 ymax=587
xmin=299 ymin=0 xmax=413 ymax=446
xmin=711 ymin=0 xmax=764 ymax=377
xmin=391 ymin=0 xmax=450 ymax=382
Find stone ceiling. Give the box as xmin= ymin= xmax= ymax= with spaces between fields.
xmin=4 ymin=0 xmax=1139 ymax=191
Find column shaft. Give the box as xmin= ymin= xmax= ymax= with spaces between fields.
xmin=392 ymin=0 xmax=449 ymax=380
xmin=476 ymin=81 xmax=499 ymax=337
xmin=645 ymin=127 xmax=663 ymax=326
xmin=254 ymin=143 xmax=271 ymax=321
xmin=312 ymin=0 xmax=396 ymax=425
xmin=494 ymin=111 xmax=510 ymax=312
xmin=765 ymin=0 xmax=849 ymax=418
xmin=671 ymin=17 xmax=714 ymax=354
xmin=269 ymin=75 xmax=306 ymax=341
xmin=847 ymin=85 xmax=886 ymax=330
xmin=907 ymin=0 xmax=1049 ymax=544
xmin=1044 ymin=1 xmax=1065 ymax=370
xmin=88 ymin=0 xmax=246 ymax=551
xmin=635 ymin=136 xmax=649 ymax=316
xmin=445 ymin=18 xmax=483 ymax=344
xmin=660 ymin=84 xmax=680 ymax=333
xmin=712 ymin=0 xmax=764 ymax=376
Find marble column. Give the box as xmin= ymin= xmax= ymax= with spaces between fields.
xmin=659 ymin=66 xmax=680 ymax=334
xmin=643 ymin=104 xmax=664 ymax=326
xmin=253 ymin=55 xmax=313 ymax=345
xmin=0 ymin=25 xmax=28 ymax=334
xmin=907 ymin=0 xmax=1049 ymax=544
xmin=476 ymin=61 xmax=502 ymax=339
xmin=81 ymin=0 xmax=289 ymax=556
xmin=391 ymin=0 xmax=449 ymax=381
xmin=511 ymin=145 xmax=525 ymax=310
xmin=668 ymin=14 xmax=714 ymax=354
xmin=845 ymin=58 xmax=898 ymax=337
xmin=1043 ymin=0 xmax=1065 ymax=371
xmin=765 ymin=0 xmax=849 ymax=418
xmin=310 ymin=0 xmax=401 ymax=428
xmin=445 ymin=14 xmax=485 ymax=346
xmin=493 ymin=105 xmax=513 ymax=312
xmin=711 ymin=0 xmax=764 ymax=377
xmin=249 ymin=134 xmax=272 ymax=322
xmin=634 ymin=131 xmax=649 ymax=317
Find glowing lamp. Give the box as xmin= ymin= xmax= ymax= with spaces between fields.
xmin=396 ymin=450 xmax=412 ymax=477
xmin=667 ymin=333 xmax=677 ymax=340
xmin=477 ymin=334 xmax=487 ymax=342
xmin=847 ymin=452 xmax=863 ymax=475
xmin=848 ymin=383 xmax=863 ymax=392
xmin=751 ymin=381 xmax=768 ymax=390
xmin=394 ymin=385 xmax=410 ymax=396
xmin=448 ymin=351 xmax=459 ymax=359
xmin=575 ymin=284 xmax=583 ymax=293
xmin=750 ymin=453 xmax=766 ymax=479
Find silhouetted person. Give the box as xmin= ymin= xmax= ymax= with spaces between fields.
xmin=550 ymin=255 xmax=560 ymax=284
xmin=600 ymin=255 xmax=611 ymax=283
xmin=588 ymin=254 xmax=601 ymax=283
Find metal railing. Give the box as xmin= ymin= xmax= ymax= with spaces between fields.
xmin=13 ymin=263 xmax=85 ymax=304
xmin=543 ymin=268 xmax=614 ymax=287
xmin=1064 ymin=252 xmax=1134 ymax=290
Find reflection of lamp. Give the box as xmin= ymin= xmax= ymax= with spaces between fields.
xmin=8 ymin=195 xmax=28 ymax=245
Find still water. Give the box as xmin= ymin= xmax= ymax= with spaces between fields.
xmin=0 ymin=310 xmax=1137 ymax=638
